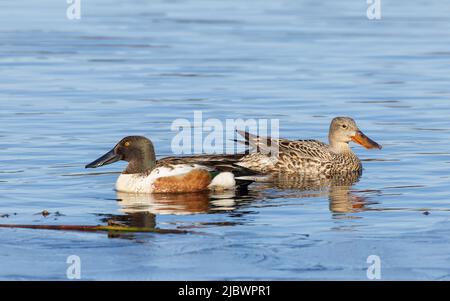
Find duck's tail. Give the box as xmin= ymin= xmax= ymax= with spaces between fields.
xmin=235 ymin=130 xmax=279 ymax=155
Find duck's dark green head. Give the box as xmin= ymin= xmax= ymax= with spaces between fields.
xmin=85 ymin=136 xmax=156 ymax=174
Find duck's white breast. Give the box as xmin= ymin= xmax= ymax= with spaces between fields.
xmin=115 ymin=173 xmax=155 ymax=193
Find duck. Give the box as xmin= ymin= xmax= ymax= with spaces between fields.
xmin=234 ymin=117 xmax=382 ymax=175
xmin=85 ymin=136 xmax=253 ymax=194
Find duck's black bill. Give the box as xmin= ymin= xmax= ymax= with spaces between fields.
xmin=85 ymin=149 xmax=121 ymax=168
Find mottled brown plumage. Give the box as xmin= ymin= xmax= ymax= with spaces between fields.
xmin=235 ymin=117 xmax=381 ymax=175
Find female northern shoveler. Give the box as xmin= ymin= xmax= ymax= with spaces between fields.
xmin=85 ymin=136 xmax=251 ymax=194
xmin=234 ymin=117 xmax=382 ymax=175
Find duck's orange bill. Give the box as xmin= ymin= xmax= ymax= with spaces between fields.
xmin=351 ymin=131 xmax=382 ymax=150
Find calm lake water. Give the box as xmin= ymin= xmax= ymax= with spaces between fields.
xmin=1 ymin=0 xmax=450 ymax=280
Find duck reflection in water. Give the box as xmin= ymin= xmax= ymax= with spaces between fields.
xmin=99 ymin=193 xmax=208 ymax=240
xmin=258 ymin=171 xmax=369 ymax=214
xmin=116 ymin=188 xmax=254 ymax=215
xmin=102 ymin=172 xmax=368 ymax=239
xmin=95 ymin=185 xmax=256 ymax=239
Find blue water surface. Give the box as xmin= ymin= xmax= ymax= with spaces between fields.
xmin=1 ymin=0 xmax=450 ymax=280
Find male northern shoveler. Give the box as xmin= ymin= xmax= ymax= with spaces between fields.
xmin=85 ymin=136 xmax=252 ymax=194
xmin=234 ymin=117 xmax=382 ymax=175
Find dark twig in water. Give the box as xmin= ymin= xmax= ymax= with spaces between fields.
xmin=0 ymin=224 xmax=189 ymax=234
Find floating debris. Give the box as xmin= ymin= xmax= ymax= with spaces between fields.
xmin=34 ymin=210 xmax=64 ymax=217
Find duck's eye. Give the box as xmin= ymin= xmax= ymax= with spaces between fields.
xmin=124 ymin=141 xmax=131 ymax=147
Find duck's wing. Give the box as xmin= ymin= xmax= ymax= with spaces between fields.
xmin=236 ymin=130 xmax=333 ymax=162
xmin=157 ymin=153 xmax=257 ymax=176
xmin=156 ymin=155 xmax=260 ymax=191
xmin=157 ymin=154 xmax=262 ymax=190
xmin=235 ymin=130 xmax=336 ymax=174
xmin=158 ymin=153 xmax=245 ymax=166
xmin=278 ymin=139 xmax=333 ymax=161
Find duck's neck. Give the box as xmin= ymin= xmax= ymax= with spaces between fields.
xmin=124 ymin=148 xmax=157 ymax=174
xmin=329 ymin=140 xmax=353 ymax=155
